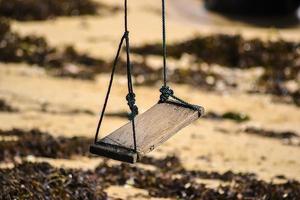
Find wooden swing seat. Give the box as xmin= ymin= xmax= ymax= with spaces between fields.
xmin=90 ymin=101 xmax=204 ymax=163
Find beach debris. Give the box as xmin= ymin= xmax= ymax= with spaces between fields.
xmin=105 ymin=111 xmax=131 ymax=119
xmin=0 ymin=0 xmax=119 ymax=21
xmin=169 ymin=67 xmax=231 ymax=90
xmin=0 ymin=21 xmax=105 ymax=68
xmin=131 ymin=34 xmax=300 ymax=69
xmin=0 ymin=162 xmax=107 ymax=200
xmin=39 ymin=103 xmax=95 ymax=116
xmin=222 ymin=112 xmax=250 ymax=123
xmin=1 ymin=158 xmax=299 ymax=200
xmin=205 ymin=111 xmax=250 ymax=123
xmin=243 ymin=127 xmax=300 ymax=147
xmin=140 ymin=156 xmax=183 ymax=172
xmin=291 ymin=90 xmax=300 ymax=106
xmin=107 ymin=58 xmax=159 ymax=86
xmin=0 ymin=128 xmax=299 ymax=200
xmin=61 ymin=45 xmax=105 ymax=68
xmin=0 ymin=99 xmax=18 ymax=112
xmin=108 ymin=58 xmax=232 ymax=90
xmin=0 ymin=129 xmax=92 ymax=162
xmin=0 ymin=19 xmax=54 ymax=65
xmin=0 ymin=19 xmax=105 ymax=79
xmin=132 ymin=34 xmax=300 ymax=106
xmin=51 ymin=64 xmax=96 ymax=80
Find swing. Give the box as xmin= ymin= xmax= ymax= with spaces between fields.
xmin=90 ymin=0 xmax=204 ymax=163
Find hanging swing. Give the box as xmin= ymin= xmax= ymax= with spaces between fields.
xmin=90 ymin=0 xmax=204 ymax=163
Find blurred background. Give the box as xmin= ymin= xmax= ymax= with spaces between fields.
xmin=0 ymin=0 xmax=300 ymax=199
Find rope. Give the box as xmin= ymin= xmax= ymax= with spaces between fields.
xmin=124 ymin=0 xmax=138 ymax=151
xmin=94 ymin=0 xmax=138 ymax=152
xmin=162 ymin=0 xmax=167 ymax=87
xmin=159 ymin=0 xmax=201 ymax=114
xmin=94 ymin=33 xmax=126 ymax=143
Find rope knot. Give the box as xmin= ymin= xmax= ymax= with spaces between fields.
xmin=124 ymin=31 xmax=129 ymax=38
xmin=126 ymin=92 xmax=138 ymax=119
xmin=160 ymin=86 xmax=174 ymax=102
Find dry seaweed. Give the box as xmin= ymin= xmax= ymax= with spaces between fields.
xmin=140 ymin=155 xmax=184 ymax=172
xmin=1 ymin=133 xmax=299 ymax=200
xmin=108 ymin=58 xmax=232 ymax=90
xmin=106 ymin=59 xmax=159 ymax=86
xmin=0 ymin=162 xmax=107 ymax=199
xmin=0 ymin=99 xmax=18 ymax=112
xmin=169 ymin=67 xmax=233 ymax=90
xmin=131 ymin=34 xmax=300 ymax=105
xmin=291 ymin=90 xmax=300 ymax=106
xmin=0 ymin=19 xmax=105 ymax=79
xmin=205 ymin=111 xmax=250 ymax=123
xmin=0 ymin=21 xmax=104 ymax=67
xmin=0 ymin=129 xmax=92 ymax=162
xmin=0 ymin=0 xmax=119 ymax=21
xmin=243 ymin=127 xmax=300 ymax=147
xmin=131 ymin=34 xmax=300 ymax=70
xmin=141 ymin=156 xmax=257 ymax=182
xmin=1 ymin=159 xmax=299 ymax=200
xmin=0 ymin=19 xmax=55 ymax=65
xmin=96 ymin=158 xmax=300 ymax=200
xmin=105 ymin=111 xmax=131 ymax=119
xmin=43 ymin=107 xmax=95 ymax=115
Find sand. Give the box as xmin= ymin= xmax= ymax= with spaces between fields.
xmin=1 ymin=0 xmax=300 ymax=199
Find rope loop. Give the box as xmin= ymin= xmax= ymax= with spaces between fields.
xmin=126 ymin=92 xmax=139 ymax=119
xmin=159 ymin=86 xmax=174 ymax=102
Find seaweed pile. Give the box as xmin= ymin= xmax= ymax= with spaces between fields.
xmin=205 ymin=111 xmax=250 ymax=123
xmin=105 ymin=111 xmax=131 ymax=119
xmin=243 ymin=127 xmax=300 ymax=147
xmin=107 ymin=59 xmax=159 ymax=86
xmin=0 ymin=0 xmax=118 ymax=21
xmin=0 ymin=162 xmax=107 ymax=199
xmin=0 ymin=129 xmax=92 ymax=162
xmin=1 ymin=128 xmax=299 ymax=199
xmin=0 ymin=19 xmax=105 ymax=79
xmin=131 ymin=34 xmax=300 ymax=105
xmin=0 ymin=99 xmax=18 ymax=112
xmin=0 ymin=19 xmax=104 ymax=67
xmin=0 ymin=20 xmax=239 ymax=86
xmin=131 ymin=35 xmax=300 ymax=84
xmin=292 ymin=90 xmax=300 ymax=106
xmin=95 ymin=162 xmax=300 ymax=200
xmin=1 ymin=157 xmax=300 ymax=199
xmin=39 ymin=103 xmax=95 ymax=116
xmin=169 ymin=67 xmax=232 ymax=90
xmin=110 ymin=58 xmax=232 ymax=90
xmin=131 ymin=34 xmax=300 ymax=70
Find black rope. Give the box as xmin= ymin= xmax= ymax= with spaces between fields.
xmin=159 ymin=0 xmax=202 ymax=114
xmin=162 ymin=0 xmax=167 ymax=87
xmin=124 ymin=0 xmax=138 ymax=151
xmin=94 ymin=33 xmax=126 ymax=143
xmin=159 ymin=86 xmax=202 ymax=113
xmin=94 ymin=0 xmax=138 ymax=152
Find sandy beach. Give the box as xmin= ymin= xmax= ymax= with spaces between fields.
xmin=1 ymin=0 xmax=300 ymax=199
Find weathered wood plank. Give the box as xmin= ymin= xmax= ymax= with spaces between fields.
xmin=90 ymin=142 xmax=138 ymax=163
xmin=94 ymin=102 xmax=203 ymax=161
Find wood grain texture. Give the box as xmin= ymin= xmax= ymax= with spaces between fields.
xmin=99 ymin=102 xmax=203 ymax=157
